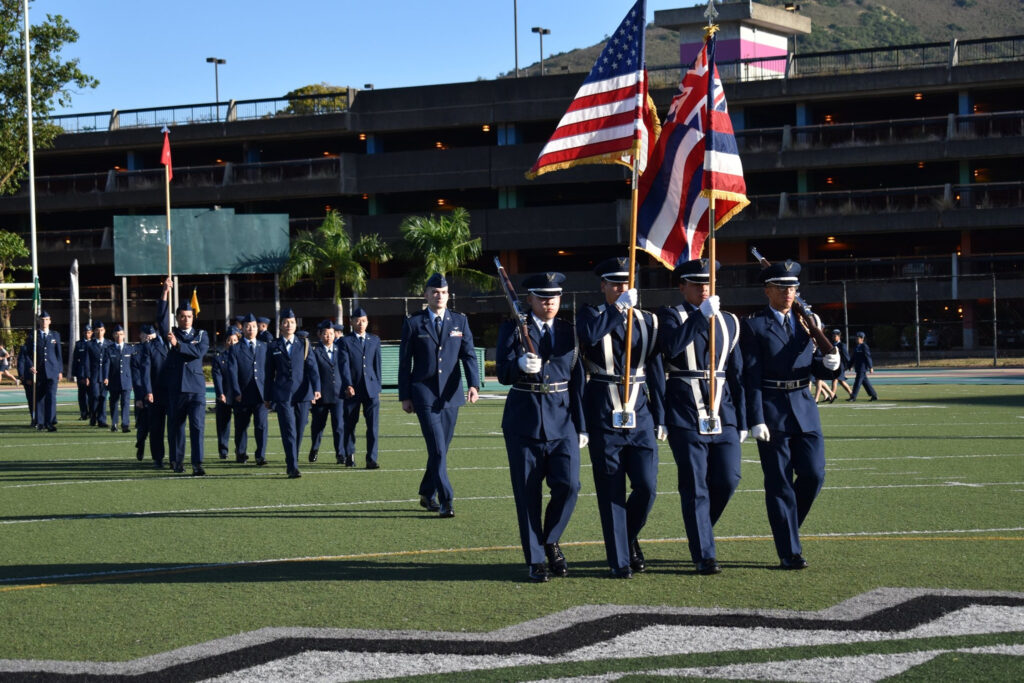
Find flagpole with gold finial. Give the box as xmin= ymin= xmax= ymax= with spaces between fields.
xmin=703 ymin=0 xmax=721 ymax=434
xmin=161 ymin=126 xmax=173 ymax=333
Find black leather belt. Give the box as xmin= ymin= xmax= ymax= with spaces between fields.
xmin=668 ymin=370 xmax=726 ymax=379
xmin=762 ymin=378 xmax=811 ymax=390
xmin=512 ymin=381 xmax=568 ymax=394
xmin=590 ymin=374 xmax=646 ymax=384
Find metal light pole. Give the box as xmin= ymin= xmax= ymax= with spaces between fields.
xmin=206 ymin=56 xmax=226 ymax=105
xmin=532 ymin=27 xmax=550 ymax=76
xmin=514 ymin=1 xmax=519 ymax=78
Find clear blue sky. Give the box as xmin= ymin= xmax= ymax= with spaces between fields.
xmin=33 ymin=0 xmax=689 ymax=115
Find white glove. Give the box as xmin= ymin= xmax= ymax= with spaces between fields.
xmin=822 ymin=351 xmax=841 ymax=371
xmin=578 ymin=432 xmax=589 ymax=450
xmin=615 ymin=288 xmax=638 ymax=311
xmin=699 ymin=295 xmax=720 ymax=319
xmin=739 ymin=430 xmax=748 ymax=443
xmin=518 ymin=352 xmax=542 ymax=374
xmin=750 ymin=423 xmax=771 ymax=442
xmin=656 ymin=425 xmax=668 ymax=441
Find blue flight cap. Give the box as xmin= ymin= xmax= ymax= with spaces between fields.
xmin=93 ymin=320 xmax=105 ymax=329
xmin=832 ymin=329 xmax=841 ymax=336
xmin=239 ymin=313 xmax=257 ymax=324
xmin=425 ymin=272 xmax=448 ymax=289
xmin=351 ymin=307 xmax=368 ymax=318
xmin=760 ymin=260 xmax=801 ymax=286
xmin=857 ymin=331 xmax=866 ymax=338
xmin=593 ymin=256 xmax=630 ymax=283
xmin=317 ymin=319 xmax=334 ymax=330
xmin=112 ymin=324 xmax=124 ymax=332
xmin=256 ymin=316 xmax=271 ymax=325
xmin=225 ymin=325 xmax=240 ymax=336
xmin=84 ymin=323 xmax=92 ymax=331
xmin=672 ymin=258 xmax=719 ymax=286
xmin=280 ymin=308 xmax=296 ymax=320
xmin=175 ymin=303 xmax=193 ymax=314
xmin=39 ymin=310 xmax=51 ymax=319
xmin=141 ymin=324 xmax=155 ymax=335
xmin=296 ymin=330 xmax=309 ymax=339
xmin=332 ymin=324 xmax=345 ymax=333
xmin=522 ymin=272 xmax=565 ymax=298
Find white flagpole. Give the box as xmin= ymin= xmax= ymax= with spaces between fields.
xmin=23 ymin=0 xmax=40 ymax=407
xmin=69 ymin=259 xmax=79 ymax=376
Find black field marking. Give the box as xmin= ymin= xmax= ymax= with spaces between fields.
xmin=2 ymin=589 xmax=1022 ymax=681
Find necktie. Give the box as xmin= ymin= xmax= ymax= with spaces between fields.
xmin=249 ymin=341 xmax=255 ymax=352
xmin=785 ymin=315 xmax=794 ymax=339
xmin=434 ymin=316 xmax=442 ymax=338
xmin=540 ymin=324 xmax=552 ymax=362
xmin=286 ymin=340 xmax=292 ymax=353
xmin=327 ymin=349 xmax=332 ymax=362
xmin=359 ymin=335 xmax=365 ymax=348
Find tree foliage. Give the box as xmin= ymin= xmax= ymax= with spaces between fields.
xmin=0 ymin=0 xmax=98 ymax=195
xmin=0 ymin=228 xmax=29 ymax=347
xmin=282 ymin=82 xmax=349 ymax=116
xmin=399 ymin=207 xmax=494 ymax=294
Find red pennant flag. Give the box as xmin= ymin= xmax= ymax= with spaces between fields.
xmin=160 ymin=126 xmax=173 ymax=181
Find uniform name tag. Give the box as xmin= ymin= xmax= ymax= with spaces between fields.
xmin=449 ymin=330 xmax=463 ymax=337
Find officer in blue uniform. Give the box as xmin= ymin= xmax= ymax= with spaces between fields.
xmin=131 ymin=326 xmax=156 ymax=459
xmin=71 ymin=325 xmax=93 ymax=419
xmin=17 ymin=341 xmax=36 ymax=426
xmin=84 ymin=320 xmax=110 ymax=427
xmin=156 ymin=278 xmax=210 ymax=475
xmin=104 ymin=324 xmax=134 ymax=433
xmin=740 ymin=260 xmax=842 ymax=569
xmin=31 ymin=311 xmax=64 ymax=432
xmin=848 ymin=331 xmax=878 ymax=402
xmin=309 ymin=320 xmax=350 ymax=464
xmin=265 ymin=308 xmax=321 ymax=478
xmin=256 ymin=317 xmax=274 ymax=344
xmin=497 ymin=272 xmax=585 ymax=582
xmin=140 ymin=320 xmax=171 ymax=468
xmin=657 ymin=259 xmax=746 ymax=575
xmin=577 ymin=257 xmax=665 ymax=578
xmin=339 ymin=307 xmax=382 ymax=469
xmin=212 ymin=326 xmax=243 ymax=459
xmin=227 ymin=313 xmax=268 ymax=465
xmin=399 ymin=272 xmax=480 ymax=518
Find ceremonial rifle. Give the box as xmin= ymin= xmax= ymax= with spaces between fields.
xmin=750 ymin=247 xmax=834 ymax=354
xmin=494 ymin=257 xmax=537 ymax=358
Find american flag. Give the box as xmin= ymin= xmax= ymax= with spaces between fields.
xmin=525 ymin=0 xmax=658 ymax=179
xmin=636 ymin=33 xmax=748 ymax=268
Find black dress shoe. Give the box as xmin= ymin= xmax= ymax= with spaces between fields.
xmin=122 ymin=426 xmax=131 ymax=433
xmin=869 ymin=396 xmax=878 ymax=402
xmin=827 ymin=395 xmax=837 ymax=403
xmin=98 ymin=423 xmax=108 ymax=428
xmin=136 ymin=447 xmax=145 ymax=461
xmin=366 ymin=461 xmax=380 ymax=470
xmin=89 ymin=421 xmax=96 ymax=426
xmin=192 ymin=467 xmax=206 ymax=476
xmin=780 ymin=554 xmax=809 ymax=570
xmin=345 ymin=457 xmax=355 ymax=467
xmin=256 ymin=459 xmax=266 ymax=467
xmin=236 ymin=453 xmax=249 ymax=463
xmin=110 ymin=426 xmax=117 ymax=432
xmin=610 ymin=566 xmax=633 ymax=579
xmin=173 ymin=465 xmax=185 ymax=474
xmin=336 ymin=456 xmax=345 ymax=465
xmin=308 ymin=449 xmax=318 ymax=462
xmin=845 ymin=398 xmax=856 ymax=402
xmin=46 ymin=426 xmax=57 ymax=432
xmin=419 ymin=495 xmax=440 ymax=513
xmin=153 ymin=460 xmax=164 ymax=470
xmin=629 ymin=539 xmax=646 ymax=573
xmin=288 ymin=470 xmax=302 ymax=479
xmin=545 ymin=543 xmax=568 ymax=577
xmin=438 ymin=504 xmax=455 ymax=518
xmin=528 ymin=563 xmax=550 ymax=583
xmin=696 ymin=558 xmax=722 ymax=575
xmin=218 ymin=451 xmax=228 ymax=460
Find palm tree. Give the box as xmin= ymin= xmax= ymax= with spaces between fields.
xmin=279 ymin=210 xmax=391 ymax=322
xmin=399 ymin=207 xmax=494 ymax=293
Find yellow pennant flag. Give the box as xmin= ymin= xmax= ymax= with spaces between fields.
xmin=190 ymin=288 xmax=200 ymax=318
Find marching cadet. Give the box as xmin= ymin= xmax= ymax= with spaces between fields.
xmin=496 ymin=272 xmax=585 ymax=582
xmin=227 ymin=313 xmax=268 ymax=465
xmin=104 ymin=324 xmax=134 ymax=433
xmin=131 ymin=326 xmax=156 ymax=460
xmin=71 ymin=324 xmax=92 ymax=419
xmin=140 ymin=320 xmax=171 ymax=468
xmin=17 ymin=341 xmax=35 ymax=427
xmin=828 ymin=329 xmax=854 ymax=402
xmin=212 ymin=327 xmax=243 ymax=459
xmin=156 ymin=278 xmax=210 ymax=475
xmin=84 ymin=320 xmax=110 ymax=427
xmin=848 ymin=331 xmax=879 ymax=402
xmin=577 ymin=257 xmax=665 ymax=578
xmin=740 ymin=260 xmax=842 ymax=569
xmin=256 ymin=317 xmax=274 ymax=344
xmin=31 ymin=311 xmax=64 ymax=432
xmin=265 ymin=308 xmax=320 ymax=478
xmin=309 ymin=320 xmax=350 ymax=464
xmin=657 ymin=259 xmax=745 ymax=575
xmin=338 ymin=308 xmax=382 ymax=469
xmin=398 ymin=273 xmax=480 ymax=518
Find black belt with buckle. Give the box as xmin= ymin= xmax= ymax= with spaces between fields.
xmin=668 ymin=370 xmax=726 ymax=379
xmin=590 ymin=374 xmax=646 ymax=384
xmin=762 ymin=378 xmax=811 ymax=390
xmin=512 ymin=381 xmax=568 ymax=394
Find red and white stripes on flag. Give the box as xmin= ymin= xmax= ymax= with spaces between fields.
xmin=636 ymin=33 xmax=748 ymax=269
xmin=526 ymin=0 xmax=659 ymax=179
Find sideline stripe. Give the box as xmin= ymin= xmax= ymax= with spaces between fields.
xmin=2 ymin=527 xmax=1021 ymax=591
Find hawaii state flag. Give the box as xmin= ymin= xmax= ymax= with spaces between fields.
xmin=526 ymin=0 xmax=659 ymax=179
xmin=636 ymin=32 xmax=748 ymax=269
xmin=160 ymin=125 xmax=173 ymax=181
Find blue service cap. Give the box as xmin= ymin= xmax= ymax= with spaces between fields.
xmin=593 ymin=256 xmax=630 ymax=283
xmin=280 ymin=308 xmax=296 ymax=320
xmin=39 ymin=310 xmax=51 ymax=319
xmin=351 ymin=307 xmax=368 ymax=318
xmin=759 ymin=260 xmax=801 ymax=286
xmin=672 ymin=258 xmax=720 ymax=286
xmin=112 ymin=324 xmax=124 ymax=332
xmin=239 ymin=313 xmax=257 ymax=324
xmin=317 ymin=319 xmax=334 ymax=330
xmin=425 ymin=272 xmax=448 ymax=289
xmin=256 ymin=316 xmax=271 ymax=324
xmin=522 ymin=272 xmax=565 ymax=298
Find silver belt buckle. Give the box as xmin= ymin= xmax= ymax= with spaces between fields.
xmin=612 ymin=410 xmax=636 ymax=429
xmin=537 ymin=383 xmax=551 ymax=394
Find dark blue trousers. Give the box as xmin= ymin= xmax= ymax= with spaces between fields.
xmin=168 ymin=392 xmax=205 ymax=468
xmin=276 ymin=401 xmax=310 ymax=475
xmin=234 ymin=401 xmax=268 ymax=461
xmin=851 ymin=371 xmax=877 ymax=399
xmin=147 ymin=401 xmax=168 ymax=463
xmin=310 ymin=400 xmax=344 ymax=457
xmin=416 ymin=406 xmax=458 ymax=506
xmin=76 ymin=378 xmax=89 ymax=418
xmin=23 ymin=380 xmax=35 ymax=425
xmin=109 ymin=389 xmax=130 ymax=429
xmin=504 ymin=432 xmax=581 ymax=566
xmin=756 ymin=431 xmax=825 ymax=560
xmin=35 ymin=378 xmax=58 ymax=428
xmin=88 ymin=382 xmax=108 ymax=425
xmin=667 ymin=426 xmax=742 ymax=563
xmin=215 ymin=402 xmax=247 ymax=456
xmin=135 ymin=400 xmax=150 ymax=450
xmin=343 ymin=394 xmax=380 ymax=465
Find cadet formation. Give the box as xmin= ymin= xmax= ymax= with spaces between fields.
xmin=15 ymin=258 xmax=854 ymax=581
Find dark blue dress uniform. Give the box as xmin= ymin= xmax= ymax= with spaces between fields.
xmin=657 ymin=259 xmax=745 ymax=573
xmin=156 ymin=298 xmax=210 ymax=474
xmin=266 ymin=318 xmax=321 ymax=477
xmin=104 ymin=331 xmax=134 ymax=431
xmin=83 ymin=326 xmax=111 ymax=426
xmin=139 ymin=330 xmax=171 ymax=467
xmin=309 ymin=324 xmax=351 ymax=463
xmin=740 ymin=260 xmax=840 ymax=567
xmin=32 ymin=316 xmax=64 ymax=431
xmin=17 ymin=342 xmax=35 ymax=426
xmin=849 ymin=333 xmax=878 ymax=401
xmin=212 ymin=329 xmax=244 ymax=459
xmin=227 ymin=323 xmax=269 ymax=464
xmin=398 ymin=273 xmax=481 ymax=514
xmin=131 ymin=327 xmax=153 ymax=459
xmin=72 ymin=329 xmax=91 ymax=419
xmin=577 ymin=258 xmax=665 ymax=576
xmin=496 ymin=273 xmax=585 ymax=578
xmin=339 ymin=311 xmax=383 ymax=468
xmin=256 ymin=317 xmax=274 ymax=345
